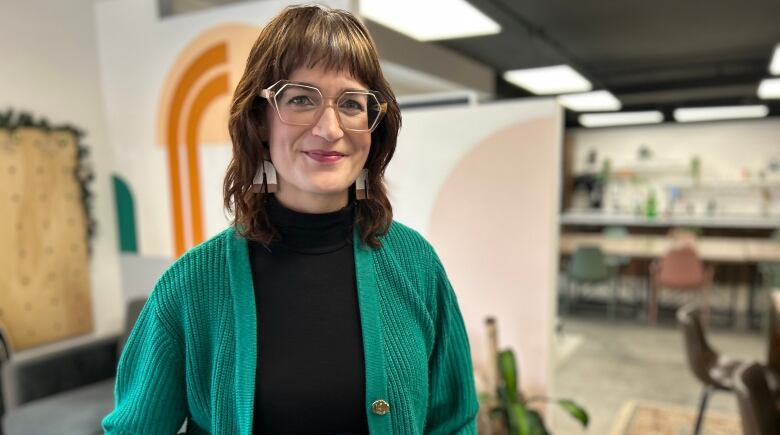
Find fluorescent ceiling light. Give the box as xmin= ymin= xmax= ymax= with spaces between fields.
xmin=360 ymin=0 xmax=501 ymax=41
xmin=758 ymin=77 xmax=780 ymax=99
xmin=557 ymin=90 xmax=621 ymax=112
xmin=503 ymin=65 xmax=592 ymax=95
xmin=770 ymin=44 xmax=780 ymax=75
xmin=674 ymin=105 xmax=768 ymax=123
xmin=579 ymin=111 xmax=664 ymax=128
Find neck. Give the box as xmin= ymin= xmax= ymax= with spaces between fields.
xmin=273 ymin=189 xmax=348 ymax=214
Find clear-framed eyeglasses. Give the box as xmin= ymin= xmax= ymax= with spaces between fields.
xmin=260 ymin=80 xmax=388 ymax=133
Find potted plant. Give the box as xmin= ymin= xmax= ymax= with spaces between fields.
xmin=479 ymin=318 xmax=589 ymax=435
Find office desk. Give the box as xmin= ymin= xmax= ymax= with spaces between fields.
xmin=559 ymin=234 xmax=780 ymax=263
xmin=560 ymin=234 xmax=780 ymax=326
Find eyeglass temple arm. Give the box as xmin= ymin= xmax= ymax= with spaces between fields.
xmin=260 ymin=89 xmax=273 ymax=99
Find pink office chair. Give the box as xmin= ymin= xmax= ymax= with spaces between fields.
xmin=648 ymin=246 xmax=714 ymax=325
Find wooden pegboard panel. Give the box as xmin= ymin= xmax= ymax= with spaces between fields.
xmin=0 ymin=127 xmax=93 ymax=351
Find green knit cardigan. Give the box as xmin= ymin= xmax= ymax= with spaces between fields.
xmin=102 ymin=222 xmax=478 ymax=434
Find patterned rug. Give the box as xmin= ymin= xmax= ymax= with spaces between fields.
xmin=609 ymin=400 xmax=742 ymax=435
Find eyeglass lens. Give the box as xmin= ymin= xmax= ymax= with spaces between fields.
xmin=274 ymin=84 xmax=381 ymax=131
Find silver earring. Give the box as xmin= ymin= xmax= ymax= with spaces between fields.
xmin=355 ymin=169 xmax=370 ymax=200
xmin=252 ymin=160 xmax=277 ymax=194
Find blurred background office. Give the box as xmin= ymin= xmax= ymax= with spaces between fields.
xmin=1 ymin=0 xmax=780 ymax=434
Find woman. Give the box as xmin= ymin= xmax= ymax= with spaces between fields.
xmin=103 ymin=5 xmax=477 ymax=434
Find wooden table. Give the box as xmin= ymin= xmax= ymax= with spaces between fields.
xmin=560 ymin=233 xmax=780 ymax=263
xmin=560 ymin=233 xmax=780 ymax=327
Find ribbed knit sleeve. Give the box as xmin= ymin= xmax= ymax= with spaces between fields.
xmin=424 ymin=253 xmax=479 ymax=435
xmin=102 ymin=289 xmax=187 ymax=434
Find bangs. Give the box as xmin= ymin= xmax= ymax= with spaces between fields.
xmin=273 ymin=8 xmax=381 ymax=88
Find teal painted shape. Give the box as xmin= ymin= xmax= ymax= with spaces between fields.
xmin=112 ymin=175 xmax=138 ymax=253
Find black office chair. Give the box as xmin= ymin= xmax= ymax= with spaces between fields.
xmin=677 ymin=304 xmax=743 ymax=435
xmin=734 ymin=362 xmax=780 ymax=435
xmin=0 ymin=322 xmax=10 ymax=435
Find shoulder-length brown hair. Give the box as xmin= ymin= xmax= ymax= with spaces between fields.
xmin=224 ymin=4 xmax=401 ymax=249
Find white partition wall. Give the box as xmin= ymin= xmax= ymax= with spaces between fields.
xmin=388 ymin=99 xmax=563 ymax=397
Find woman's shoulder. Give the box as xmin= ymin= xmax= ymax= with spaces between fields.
xmin=382 ymin=220 xmax=432 ymax=250
xmin=376 ymin=220 xmax=440 ymax=267
xmin=152 ymin=227 xmax=237 ymax=297
xmin=140 ymin=227 xmax=239 ymax=334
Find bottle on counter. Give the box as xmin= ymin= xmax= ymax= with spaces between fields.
xmin=646 ymin=189 xmax=658 ymax=219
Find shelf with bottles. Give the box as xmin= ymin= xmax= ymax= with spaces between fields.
xmin=573 ymin=162 xmax=690 ymax=179
xmin=668 ymin=179 xmax=780 ymax=193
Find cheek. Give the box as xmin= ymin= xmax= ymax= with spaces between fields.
xmin=355 ymin=135 xmax=372 ymax=164
xmin=267 ymin=124 xmax=297 ymax=164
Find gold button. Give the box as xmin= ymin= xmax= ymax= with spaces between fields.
xmin=371 ymin=399 xmax=390 ymax=416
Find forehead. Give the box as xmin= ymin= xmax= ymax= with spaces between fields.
xmin=287 ymin=64 xmax=368 ymax=91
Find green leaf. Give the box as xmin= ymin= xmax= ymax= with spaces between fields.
xmin=557 ymin=399 xmax=589 ymax=428
xmin=507 ymin=402 xmax=530 ymax=435
xmin=527 ymin=409 xmax=550 ymax=435
xmin=498 ymin=349 xmax=518 ymax=403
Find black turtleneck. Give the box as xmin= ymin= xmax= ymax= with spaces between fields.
xmin=248 ymin=196 xmax=368 ymax=435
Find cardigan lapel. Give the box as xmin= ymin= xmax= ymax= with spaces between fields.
xmin=353 ymin=231 xmax=391 ymax=434
xmin=226 ymin=227 xmax=257 ymax=435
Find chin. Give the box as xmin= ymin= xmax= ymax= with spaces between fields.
xmin=305 ymin=176 xmax=353 ymax=194
xmin=309 ymin=185 xmax=351 ymax=196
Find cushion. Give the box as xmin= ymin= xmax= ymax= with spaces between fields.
xmin=3 ymin=378 xmax=114 ymax=435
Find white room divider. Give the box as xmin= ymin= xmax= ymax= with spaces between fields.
xmin=388 ymin=98 xmax=563 ymax=398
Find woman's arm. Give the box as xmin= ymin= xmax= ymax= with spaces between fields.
xmin=102 ymin=292 xmax=188 ymax=434
xmin=425 ymin=254 xmax=479 ymax=435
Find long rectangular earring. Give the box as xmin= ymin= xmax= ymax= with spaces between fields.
xmin=252 ymin=160 xmax=278 ymax=193
xmin=355 ymin=168 xmax=369 ymax=200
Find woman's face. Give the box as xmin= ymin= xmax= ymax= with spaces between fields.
xmin=266 ymin=64 xmax=372 ymax=213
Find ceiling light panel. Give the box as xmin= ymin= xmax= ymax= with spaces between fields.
xmin=503 ymin=65 xmax=592 ymax=95
xmin=770 ymin=44 xmax=780 ymax=75
xmin=758 ymin=78 xmax=780 ymax=99
xmin=557 ymin=90 xmax=621 ymax=112
xmin=579 ymin=111 xmax=664 ymax=128
xmin=674 ymin=105 xmax=769 ymax=122
xmin=360 ymin=0 xmax=501 ymax=41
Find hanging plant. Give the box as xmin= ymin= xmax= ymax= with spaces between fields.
xmin=0 ymin=108 xmax=97 ymax=254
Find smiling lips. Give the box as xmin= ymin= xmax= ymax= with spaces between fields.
xmin=304 ymin=150 xmax=346 ymax=163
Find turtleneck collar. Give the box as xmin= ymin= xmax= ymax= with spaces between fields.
xmin=264 ymin=195 xmax=355 ymax=254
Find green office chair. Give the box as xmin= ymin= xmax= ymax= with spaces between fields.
xmin=564 ymin=245 xmax=617 ymax=319
xmin=753 ymin=229 xmax=780 ymax=329
xmin=758 ymin=229 xmax=780 ymax=289
xmin=602 ymin=226 xmax=630 ymax=268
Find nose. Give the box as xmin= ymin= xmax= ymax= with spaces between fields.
xmin=311 ymin=105 xmax=344 ymax=142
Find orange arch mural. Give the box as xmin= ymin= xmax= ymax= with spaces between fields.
xmin=157 ymin=24 xmax=258 ymax=257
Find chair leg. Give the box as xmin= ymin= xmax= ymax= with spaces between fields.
xmin=648 ymin=284 xmax=659 ymax=326
xmin=729 ymin=283 xmax=737 ymax=328
xmin=608 ymin=278 xmax=618 ymax=320
xmin=693 ymin=386 xmax=711 ymax=435
xmin=633 ymin=276 xmax=644 ymax=320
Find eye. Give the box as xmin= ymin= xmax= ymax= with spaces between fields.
xmin=340 ymin=99 xmax=365 ymax=112
xmin=287 ymin=95 xmax=315 ymax=106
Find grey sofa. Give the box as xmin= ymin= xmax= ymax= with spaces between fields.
xmin=1 ymin=298 xmax=146 ymax=435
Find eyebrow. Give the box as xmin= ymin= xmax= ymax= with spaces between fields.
xmin=294 ymin=80 xmax=370 ymax=93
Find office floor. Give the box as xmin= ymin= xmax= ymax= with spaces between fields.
xmin=548 ymin=309 xmax=766 ymax=435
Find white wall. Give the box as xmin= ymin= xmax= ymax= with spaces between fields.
xmin=568 ymin=119 xmax=780 ymax=216
xmin=0 ymin=0 xmax=123 ymax=335
xmin=389 ymin=99 xmax=563 ymax=398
